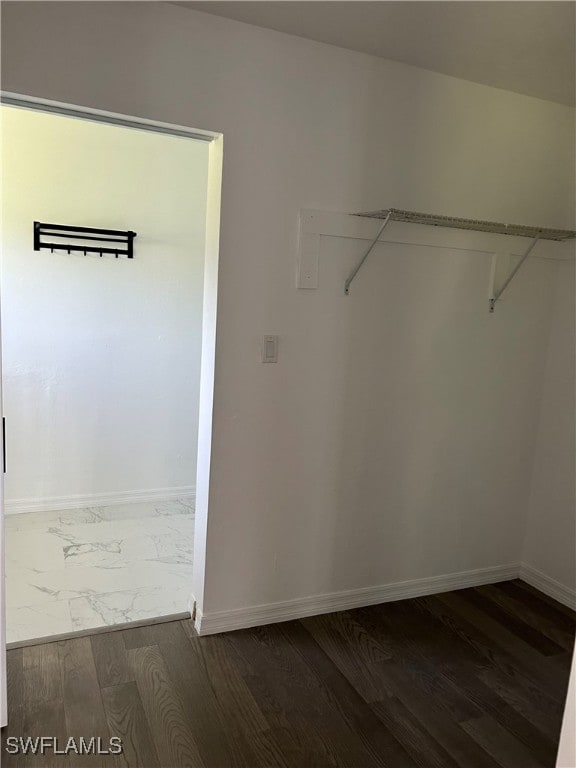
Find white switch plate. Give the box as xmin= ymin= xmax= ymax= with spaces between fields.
xmin=262 ymin=335 xmax=279 ymax=363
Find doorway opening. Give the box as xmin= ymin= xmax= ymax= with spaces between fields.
xmin=0 ymin=97 xmax=222 ymax=645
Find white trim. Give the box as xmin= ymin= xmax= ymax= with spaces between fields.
xmin=191 ymin=134 xmax=223 ymax=624
xmin=6 ymin=610 xmax=192 ymax=651
xmin=0 ymin=92 xmax=216 ymax=142
xmin=194 ymin=563 xmax=520 ymax=635
xmin=519 ymin=563 xmax=576 ymax=611
xmin=4 ymin=486 xmax=196 ymax=515
xmin=1 ymin=93 xmax=223 ymax=645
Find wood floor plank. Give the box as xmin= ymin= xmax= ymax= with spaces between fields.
xmin=136 ymin=622 xmax=245 ymax=768
xmin=547 ymin=649 xmax=575 ymax=674
xmin=475 ymin=665 xmax=564 ymax=740
xmin=1 ymin=650 xmax=24 ymax=768
xmin=1 ymin=583 xmax=573 ymax=768
xmin=461 ymin=587 xmax=566 ymax=657
xmin=415 ymin=591 xmax=567 ymax=718
xmin=20 ymin=699 xmax=68 ymax=768
xmin=58 ymin=637 xmax=112 ymax=766
xmin=356 ymin=595 xmax=560 ymax=765
xmin=127 ymin=644 xmax=205 ymax=767
xmin=180 ymin=622 xmax=284 ymax=768
xmin=371 ymin=696 xmax=461 ymax=768
xmin=91 ymin=632 xmax=134 ymax=689
xmin=430 ymin=591 xmax=568 ymax=699
xmin=18 ymin=647 xmax=67 ymax=768
xmin=373 ymin=666 xmax=502 ymax=768
xmin=408 ymin=596 xmax=559 ymax=763
xmin=287 ymin=619 xmax=419 ymax=768
xmin=415 ymin=591 xmax=566 ymax=710
xmin=353 ymin=601 xmax=480 ymax=722
xmin=460 ymin=715 xmax=548 ymax=768
xmin=6 ymin=648 xmax=24 ymax=711
xmin=480 ymin=584 xmax=575 ymax=652
xmin=308 ymin=605 xmax=491 ymax=768
xmin=227 ymin=622 xmax=386 ymax=767
xmin=508 ymin=580 xmax=576 ymax=624
xmin=0 ymin=708 xmax=24 ymax=768
xmin=262 ymin=722 xmax=348 ymax=768
xmin=121 ymin=625 xmax=158 ymax=651
xmin=100 ymin=682 xmax=161 ymax=768
xmin=23 ymin=643 xmax=62 ymax=704
xmin=181 ymin=620 xmax=269 ymax=736
xmin=447 ymin=662 xmax=557 ymax=765
xmin=300 ymin=611 xmax=394 ymax=702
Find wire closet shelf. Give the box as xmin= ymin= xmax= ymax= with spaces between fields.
xmin=344 ymin=208 xmax=576 ymax=311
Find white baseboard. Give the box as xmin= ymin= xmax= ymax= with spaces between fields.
xmin=4 ymin=485 xmax=196 ymax=515
xmin=519 ymin=562 xmax=576 ymax=611
xmin=194 ymin=563 xmax=521 ymax=636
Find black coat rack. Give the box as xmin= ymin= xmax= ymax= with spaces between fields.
xmin=34 ymin=221 xmax=136 ymax=259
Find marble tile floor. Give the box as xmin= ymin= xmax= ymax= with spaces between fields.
xmin=5 ymin=498 xmax=194 ymax=644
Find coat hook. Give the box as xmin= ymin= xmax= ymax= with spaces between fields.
xmin=34 ymin=222 xmax=137 ymax=260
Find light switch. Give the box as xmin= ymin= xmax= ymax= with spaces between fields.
xmin=262 ymin=335 xmax=278 ymax=363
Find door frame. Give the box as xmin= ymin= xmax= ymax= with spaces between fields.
xmin=0 ymin=92 xmax=224 ymax=726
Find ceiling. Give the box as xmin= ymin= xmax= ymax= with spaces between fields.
xmin=178 ymin=2 xmax=576 ymax=106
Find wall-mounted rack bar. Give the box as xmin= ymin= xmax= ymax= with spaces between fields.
xmin=34 ymin=221 xmax=137 ymax=259
xmin=345 ymin=208 xmax=576 ymax=311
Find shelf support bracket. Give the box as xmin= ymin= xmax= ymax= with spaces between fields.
xmin=489 ymin=237 xmax=539 ymax=313
xmin=344 ymin=211 xmax=392 ymax=295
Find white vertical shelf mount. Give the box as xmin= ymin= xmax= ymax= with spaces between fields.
xmin=345 ymin=208 xmax=576 ymax=311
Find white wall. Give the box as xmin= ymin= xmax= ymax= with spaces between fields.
xmin=557 ymin=649 xmax=576 ymax=768
xmin=0 ymin=105 xmax=209 ymax=508
xmin=523 ymin=259 xmax=576 ymax=594
xmin=1 ymin=3 xmax=574 ymax=621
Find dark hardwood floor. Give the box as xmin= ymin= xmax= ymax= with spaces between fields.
xmin=1 ymin=579 xmax=574 ymax=767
